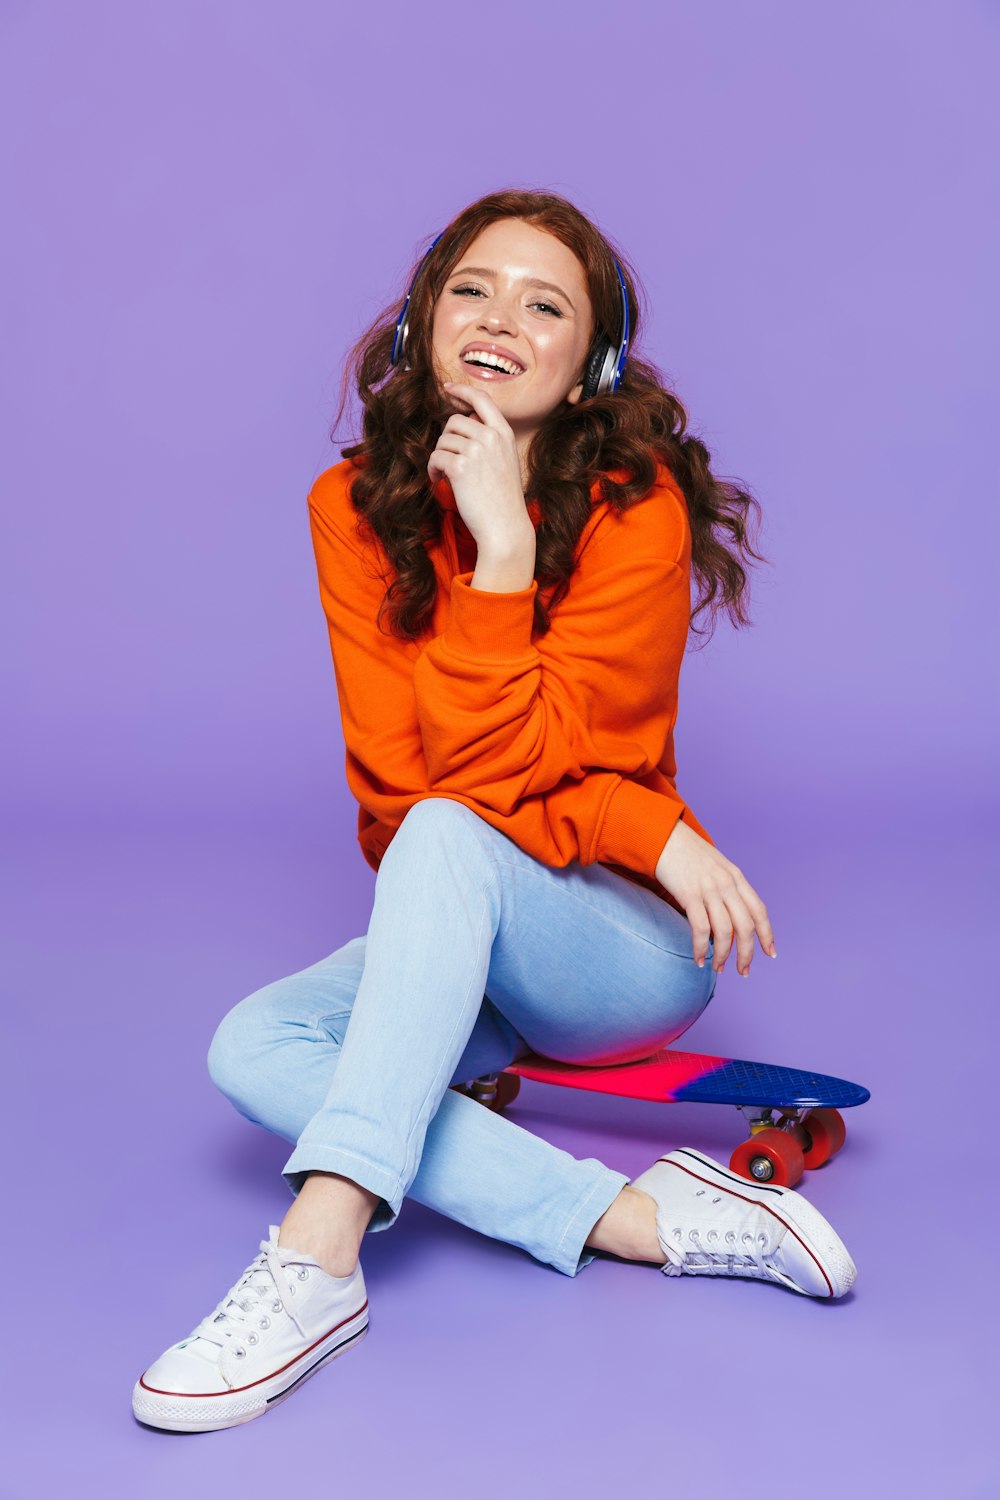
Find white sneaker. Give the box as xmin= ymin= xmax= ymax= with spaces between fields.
xmin=132 ymin=1226 xmax=369 ymax=1432
xmin=630 ymin=1148 xmax=857 ymax=1299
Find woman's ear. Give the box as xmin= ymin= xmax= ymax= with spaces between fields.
xmin=566 ymin=378 xmax=584 ymax=407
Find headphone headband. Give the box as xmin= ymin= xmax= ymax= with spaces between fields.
xmin=390 ymin=229 xmax=630 ymax=399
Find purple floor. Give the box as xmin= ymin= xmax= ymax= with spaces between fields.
xmin=6 ymin=797 xmax=993 ymax=1498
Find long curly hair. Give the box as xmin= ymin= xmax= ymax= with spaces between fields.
xmin=327 ymin=188 xmax=766 ymax=645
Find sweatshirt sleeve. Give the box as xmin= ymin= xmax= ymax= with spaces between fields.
xmin=307 ymin=485 xmax=432 ymax=818
xmin=411 ymin=488 xmax=710 ymax=879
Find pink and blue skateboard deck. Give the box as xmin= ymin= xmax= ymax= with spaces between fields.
xmin=506 ymin=1046 xmax=870 ymax=1109
xmin=455 ymin=1047 xmax=870 ymax=1186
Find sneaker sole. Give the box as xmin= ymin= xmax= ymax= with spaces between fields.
xmin=132 ymin=1304 xmax=369 ymax=1432
xmin=653 ymin=1148 xmax=857 ymax=1298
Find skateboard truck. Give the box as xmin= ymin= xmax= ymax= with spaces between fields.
xmin=462 ymin=1073 xmax=500 ymax=1106
xmin=454 ymin=1072 xmax=522 ymax=1111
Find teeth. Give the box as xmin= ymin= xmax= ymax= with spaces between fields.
xmin=462 ymin=351 xmax=523 ymax=375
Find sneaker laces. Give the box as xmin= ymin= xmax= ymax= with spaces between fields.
xmin=660 ymin=1223 xmax=780 ymax=1280
xmin=185 ymin=1234 xmax=311 ymax=1351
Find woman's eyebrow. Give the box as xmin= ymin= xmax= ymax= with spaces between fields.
xmin=448 ymin=265 xmax=575 ymax=311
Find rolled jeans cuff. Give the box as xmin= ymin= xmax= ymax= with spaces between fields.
xmin=556 ymin=1166 xmax=631 ymax=1277
xmin=281 ymin=1142 xmax=629 ymax=1278
xmin=281 ymin=1143 xmax=406 ymax=1225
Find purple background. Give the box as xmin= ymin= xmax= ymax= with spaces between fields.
xmin=4 ymin=1 xmax=996 ymax=1494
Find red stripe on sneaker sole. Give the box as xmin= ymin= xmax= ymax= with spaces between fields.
xmin=138 ymin=1298 xmax=370 ymax=1397
xmin=656 ymin=1160 xmax=835 ymax=1297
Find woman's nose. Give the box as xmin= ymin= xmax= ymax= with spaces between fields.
xmin=480 ymin=300 xmax=519 ymax=334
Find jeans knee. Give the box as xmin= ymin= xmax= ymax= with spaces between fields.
xmin=386 ymin=796 xmax=495 ymax=872
xmin=400 ymin=795 xmax=478 ymax=833
xmin=206 ymin=997 xmax=259 ymax=1103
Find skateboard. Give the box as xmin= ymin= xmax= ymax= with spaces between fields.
xmin=451 ymin=1047 xmax=870 ymax=1188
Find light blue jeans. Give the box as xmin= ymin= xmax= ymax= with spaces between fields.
xmin=207 ymin=797 xmax=717 ymax=1277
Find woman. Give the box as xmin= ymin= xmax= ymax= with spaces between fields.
xmin=132 ymin=190 xmax=857 ymax=1433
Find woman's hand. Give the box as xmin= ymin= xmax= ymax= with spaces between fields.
xmin=428 ymin=382 xmax=534 ymax=553
xmin=654 ymin=819 xmax=777 ymax=978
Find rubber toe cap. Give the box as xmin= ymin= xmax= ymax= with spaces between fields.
xmin=139 ymin=1339 xmax=229 ymax=1396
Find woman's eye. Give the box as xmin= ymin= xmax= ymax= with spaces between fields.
xmin=451 ymin=286 xmax=560 ymax=316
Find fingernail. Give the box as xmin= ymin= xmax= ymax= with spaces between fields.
xmin=696 ymin=959 xmax=704 ymax=968
xmin=770 ymin=947 xmax=777 ymax=958
xmin=741 ymin=969 xmax=749 ymax=979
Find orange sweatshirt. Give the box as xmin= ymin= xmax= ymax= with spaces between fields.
xmin=306 ymin=454 xmax=713 ymax=910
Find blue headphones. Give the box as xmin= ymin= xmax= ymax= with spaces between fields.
xmin=390 ymin=229 xmax=631 ymax=399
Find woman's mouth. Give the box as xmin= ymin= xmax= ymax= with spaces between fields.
xmin=459 ymin=353 xmax=525 ymax=382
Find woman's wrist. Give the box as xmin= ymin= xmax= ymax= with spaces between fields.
xmin=654 ymin=815 xmax=689 ymax=887
xmin=470 ymin=530 xmax=536 ymax=592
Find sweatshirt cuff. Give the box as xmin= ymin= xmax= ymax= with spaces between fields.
xmin=444 ymin=570 xmax=539 ymax=661
xmin=595 ymin=778 xmax=687 ymax=878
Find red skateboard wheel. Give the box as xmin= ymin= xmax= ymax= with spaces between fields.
xmin=730 ymin=1128 xmax=805 ymax=1187
xmin=491 ymin=1073 xmax=521 ymax=1111
xmin=799 ymin=1107 xmax=847 ymax=1168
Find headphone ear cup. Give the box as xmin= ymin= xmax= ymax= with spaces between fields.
xmin=580 ymin=336 xmax=612 ymax=401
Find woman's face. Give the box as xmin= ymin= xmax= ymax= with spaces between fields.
xmin=430 ymin=219 xmax=595 ymax=463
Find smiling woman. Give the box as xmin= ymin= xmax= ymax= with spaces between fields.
xmin=431 ymin=221 xmax=596 ymax=497
xmin=330 ymin=189 xmax=764 ymax=648
xmin=130 ymin=187 xmax=858 ymax=1439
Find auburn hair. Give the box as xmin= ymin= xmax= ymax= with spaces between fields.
xmin=326 ymin=187 xmax=766 ymax=644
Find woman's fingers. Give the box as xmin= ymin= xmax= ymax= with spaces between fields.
xmin=427 ymin=436 xmax=466 ymax=482
xmin=704 ymin=892 xmax=734 ymax=973
xmin=707 ymin=882 xmax=756 ymax=977
xmin=733 ymin=873 xmax=777 ymax=958
xmin=430 ymin=435 xmax=465 ymax=458
xmin=441 ymin=382 xmax=510 ymax=431
xmin=442 ymin=412 xmax=487 ymax=438
xmin=729 ymin=901 xmax=758 ymax=977
xmin=687 ymin=899 xmax=712 ymax=967
xmin=664 ymin=834 xmax=777 ymax=977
